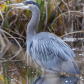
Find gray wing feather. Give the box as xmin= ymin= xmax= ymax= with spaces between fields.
xmin=29 ymin=32 xmax=78 ymax=73
xmin=30 ymin=32 xmax=75 ymax=60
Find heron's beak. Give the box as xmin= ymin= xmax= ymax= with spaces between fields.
xmin=6 ymin=3 xmax=26 ymax=9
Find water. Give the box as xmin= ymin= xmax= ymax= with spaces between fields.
xmin=32 ymin=74 xmax=79 ymax=84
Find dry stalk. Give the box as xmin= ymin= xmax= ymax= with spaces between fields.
xmin=8 ymin=14 xmax=18 ymax=27
xmin=44 ymin=0 xmax=48 ymax=31
xmin=51 ymin=10 xmax=83 ymax=27
xmin=0 ymin=8 xmax=15 ymax=29
xmin=3 ymin=27 xmax=26 ymax=39
xmin=0 ymin=29 xmax=22 ymax=60
xmin=61 ymin=30 xmax=84 ymax=37
xmin=61 ymin=0 xmax=70 ymax=21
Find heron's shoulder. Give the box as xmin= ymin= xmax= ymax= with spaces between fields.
xmin=33 ymin=32 xmax=60 ymax=40
xmin=32 ymin=32 xmax=76 ymax=58
xmin=36 ymin=32 xmax=57 ymax=37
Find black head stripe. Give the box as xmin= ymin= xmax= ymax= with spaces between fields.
xmin=23 ymin=1 xmax=40 ymax=10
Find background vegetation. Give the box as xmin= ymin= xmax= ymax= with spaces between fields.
xmin=0 ymin=0 xmax=84 ymax=84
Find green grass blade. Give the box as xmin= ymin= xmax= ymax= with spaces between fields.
xmin=4 ymin=62 xmax=9 ymax=84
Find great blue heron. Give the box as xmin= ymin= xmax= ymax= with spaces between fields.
xmin=7 ymin=1 xmax=80 ymax=74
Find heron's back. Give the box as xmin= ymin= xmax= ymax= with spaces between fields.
xmin=29 ymin=32 xmax=80 ymax=74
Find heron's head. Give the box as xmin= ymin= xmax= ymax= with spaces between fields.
xmin=6 ymin=1 xmax=40 ymax=12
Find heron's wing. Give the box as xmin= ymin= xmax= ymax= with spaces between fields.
xmin=29 ymin=32 xmax=77 ymax=72
xmin=29 ymin=32 xmax=75 ymax=61
xmin=54 ymin=36 xmax=76 ymax=59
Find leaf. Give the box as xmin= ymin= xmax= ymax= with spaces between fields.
xmin=5 ymin=1 xmax=10 ymax=12
xmin=0 ymin=2 xmax=6 ymax=12
xmin=18 ymin=0 xmax=21 ymax=3
xmin=23 ymin=67 xmax=29 ymax=84
xmin=4 ymin=62 xmax=9 ymax=84
xmin=59 ymin=13 xmax=63 ymax=25
xmin=48 ymin=3 xmax=55 ymax=21
xmin=17 ymin=77 xmax=21 ymax=84
xmin=40 ymin=1 xmax=45 ymax=17
xmin=26 ymin=10 xmax=30 ymax=17
xmin=37 ymin=0 xmax=41 ymax=5
xmin=0 ymin=75 xmax=5 ymax=84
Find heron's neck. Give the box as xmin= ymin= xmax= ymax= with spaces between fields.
xmin=27 ymin=9 xmax=40 ymax=46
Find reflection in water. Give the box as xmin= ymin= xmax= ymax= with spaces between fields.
xmin=60 ymin=76 xmax=79 ymax=84
xmin=32 ymin=74 xmax=79 ymax=84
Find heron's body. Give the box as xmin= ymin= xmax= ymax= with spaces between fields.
xmin=29 ymin=32 xmax=79 ymax=74
xmin=7 ymin=1 xmax=80 ymax=74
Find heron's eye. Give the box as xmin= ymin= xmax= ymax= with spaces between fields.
xmin=25 ymin=3 xmax=28 ymax=5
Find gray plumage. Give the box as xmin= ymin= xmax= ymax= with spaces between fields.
xmin=29 ymin=32 xmax=79 ymax=74
xmin=7 ymin=1 xmax=80 ymax=74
